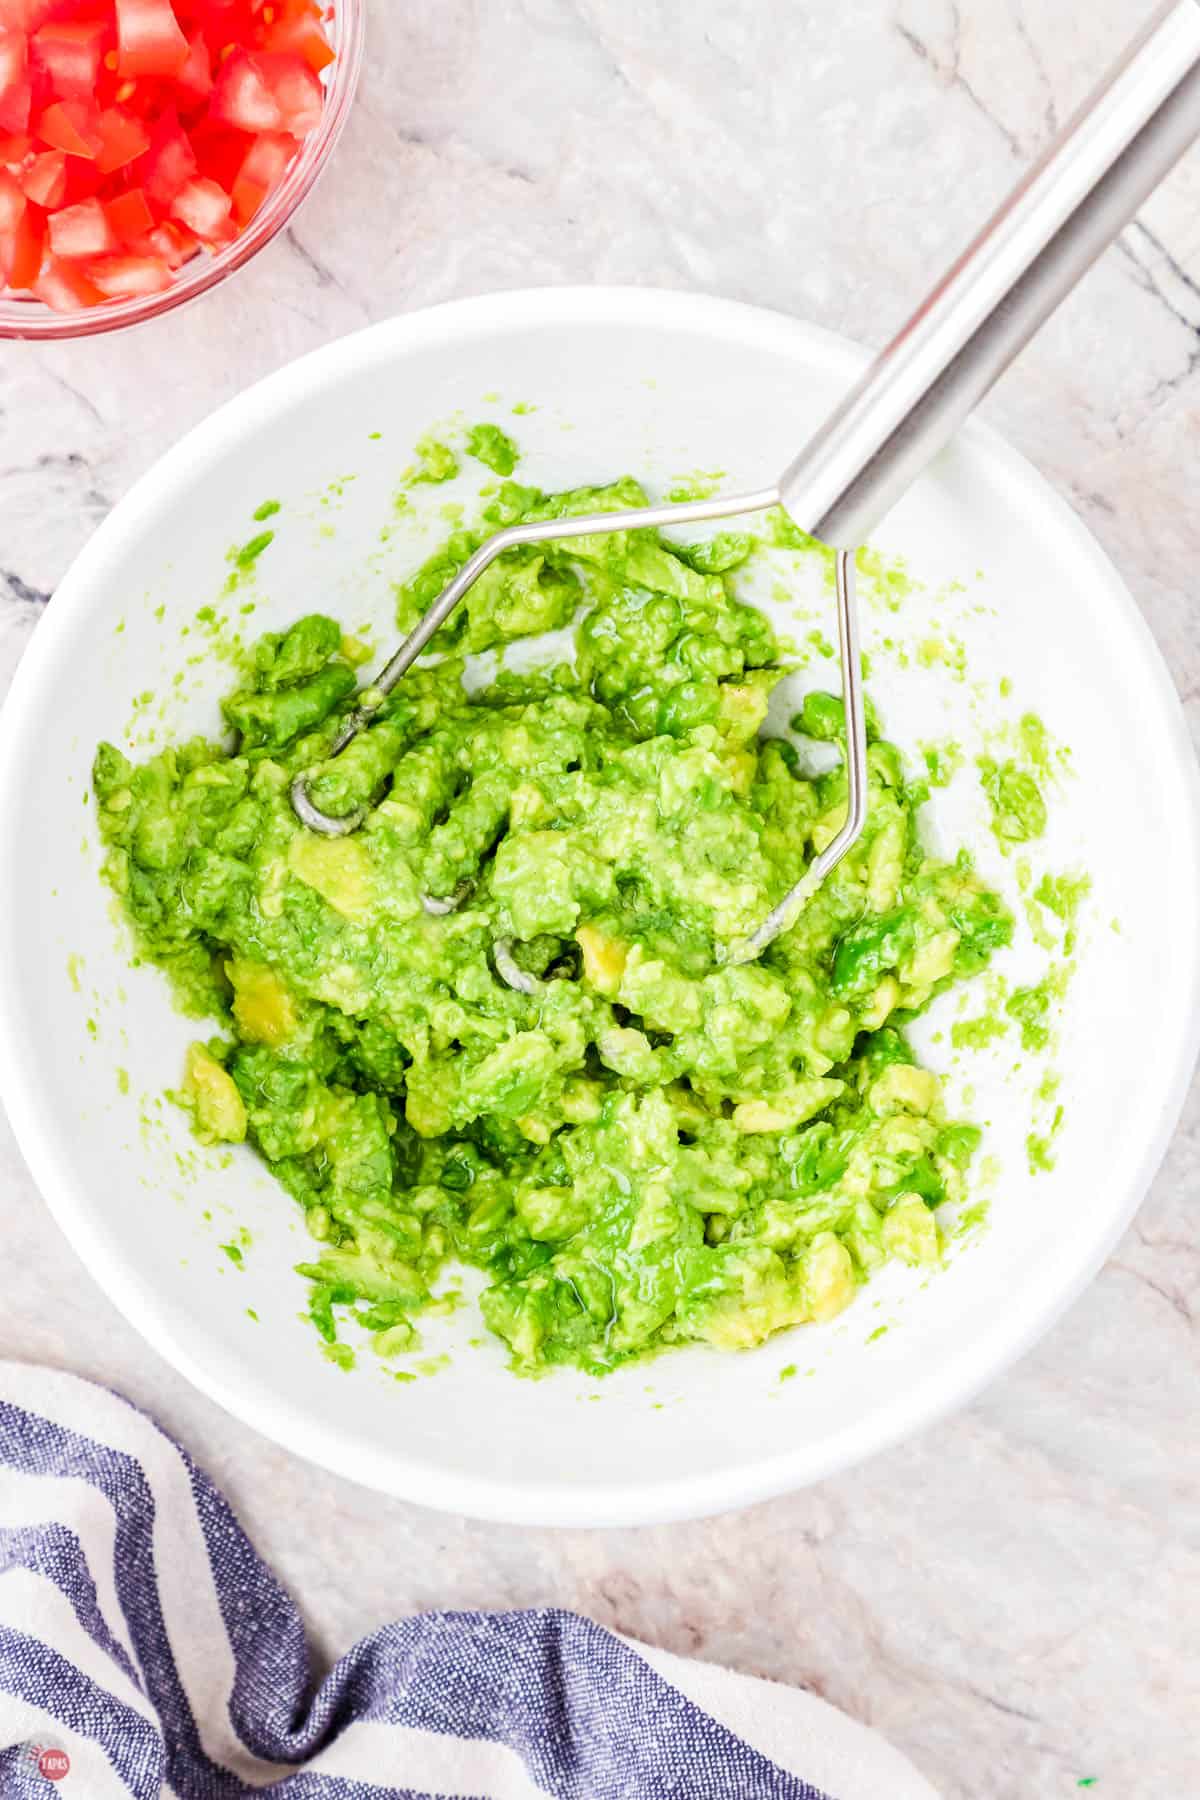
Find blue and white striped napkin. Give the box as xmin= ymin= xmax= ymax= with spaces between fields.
xmin=0 ymin=1364 xmax=937 ymax=1799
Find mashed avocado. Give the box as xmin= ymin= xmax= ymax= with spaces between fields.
xmin=94 ymin=475 xmax=1012 ymax=1375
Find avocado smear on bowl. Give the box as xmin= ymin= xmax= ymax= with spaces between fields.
xmin=93 ymin=475 xmax=1012 ymax=1376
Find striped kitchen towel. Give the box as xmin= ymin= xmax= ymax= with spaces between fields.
xmin=0 ymin=1363 xmax=938 ymax=1799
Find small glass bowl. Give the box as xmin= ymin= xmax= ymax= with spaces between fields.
xmin=0 ymin=0 xmax=363 ymax=341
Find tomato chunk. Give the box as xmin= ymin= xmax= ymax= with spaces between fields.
xmin=103 ymin=182 xmax=152 ymax=240
xmin=20 ymin=145 xmax=66 ymax=204
xmin=94 ymin=104 xmax=149 ymax=172
xmin=187 ymin=117 xmax=250 ymax=187
xmin=115 ymin=0 xmax=188 ymax=79
xmin=136 ymin=105 xmax=195 ymax=202
xmin=255 ymin=50 xmax=322 ymax=131
xmin=34 ymin=251 xmax=104 ymax=307
xmin=0 ymin=72 xmax=30 ymax=133
xmin=0 ymin=160 xmax=23 ymax=231
xmin=2 ymin=198 xmax=44 ymax=284
xmin=169 ymin=170 xmax=228 ymax=237
xmin=47 ymin=191 xmax=114 ymax=255
xmin=259 ymin=2 xmax=335 ymax=75
xmin=87 ymin=249 xmax=171 ymax=294
xmin=38 ymin=97 xmax=102 ymax=157
xmin=174 ymin=29 xmax=211 ymax=107
xmin=229 ymin=124 xmax=293 ymax=221
xmin=0 ymin=23 xmax=27 ymax=95
xmin=31 ymin=19 xmax=108 ymax=100
xmin=209 ymin=48 xmax=282 ymax=131
xmin=139 ymin=214 xmax=194 ymax=265
xmin=0 ymin=2 xmax=59 ymax=29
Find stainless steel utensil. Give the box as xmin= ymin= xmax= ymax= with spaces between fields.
xmin=292 ymin=0 xmax=1200 ymax=972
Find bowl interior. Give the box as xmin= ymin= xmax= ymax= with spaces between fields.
xmin=2 ymin=290 xmax=1197 ymax=1524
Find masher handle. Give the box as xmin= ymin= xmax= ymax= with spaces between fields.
xmin=779 ymin=0 xmax=1200 ymax=549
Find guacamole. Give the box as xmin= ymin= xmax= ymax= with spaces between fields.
xmin=94 ymin=475 xmax=1012 ymax=1375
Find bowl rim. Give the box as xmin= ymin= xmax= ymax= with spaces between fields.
xmin=2 ymin=284 xmax=1198 ymax=1525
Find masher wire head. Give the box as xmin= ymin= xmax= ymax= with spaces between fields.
xmin=288 ymin=492 xmax=866 ymax=974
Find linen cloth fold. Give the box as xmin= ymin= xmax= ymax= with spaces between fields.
xmin=0 ymin=1363 xmax=937 ymax=1799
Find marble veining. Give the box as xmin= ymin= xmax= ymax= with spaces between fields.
xmin=2 ymin=3 xmax=1197 ymax=1795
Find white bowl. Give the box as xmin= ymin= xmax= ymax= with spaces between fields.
xmin=2 ymin=289 xmax=1197 ymax=1526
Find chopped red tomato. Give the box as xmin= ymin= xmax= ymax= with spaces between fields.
xmin=169 ymin=170 xmax=227 ymax=236
xmin=187 ymin=116 xmax=250 ymax=186
xmin=38 ymin=96 xmax=102 ymax=156
xmin=0 ymin=80 xmax=29 ymax=131
xmin=0 ymin=23 xmax=27 ymax=95
xmin=187 ymin=0 xmax=255 ymax=60
xmin=209 ymin=47 xmax=280 ymax=131
xmin=139 ymin=213 xmax=193 ymax=264
xmin=102 ymin=180 xmax=151 ymax=238
xmin=33 ymin=249 xmax=104 ymax=306
xmin=47 ymin=192 xmax=113 ymax=254
xmin=94 ymin=102 xmax=148 ymax=169
xmin=0 ymin=160 xmax=23 ymax=229
xmin=86 ymin=248 xmax=170 ymax=293
xmin=115 ymin=0 xmax=187 ymax=78
xmin=60 ymin=151 xmax=101 ymax=200
xmin=136 ymin=103 xmax=193 ymax=200
xmin=0 ymin=3 xmax=58 ymax=29
xmin=31 ymin=19 xmax=108 ymax=99
xmin=0 ymin=26 xmax=30 ymax=129
xmin=0 ymin=0 xmax=334 ymax=310
xmin=2 ymin=198 xmax=43 ymax=283
xmin=257 ymin=50 xmax=320 ymax=131
xmin=229 ymin=123 xmax=291 ymax=221
xmin=174 ymin=28 xmax=209 ymax=106
xmin=18 ymin=144 xmax=65 ymax=203
xmin=259 ymin=1 xmax=334 ymax=75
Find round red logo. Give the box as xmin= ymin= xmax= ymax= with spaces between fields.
xmin=38 ymin=1748 xmax=70 ymax=1782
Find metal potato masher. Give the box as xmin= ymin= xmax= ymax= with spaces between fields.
xmin=292 ymin=0 xmax=1200 ymax=978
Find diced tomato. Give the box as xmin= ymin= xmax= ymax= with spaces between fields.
xmin=257 ymin=2 xmax=334 ymax=75
xmin=187 ymin=0 xmax=254 ymax=59
xmin=115 ymin=0 xmax=188 ymax=78
xmin=256 ymin=50 xmax=320 ymax=131
xmin=0 ymin=22 xmax=26 ymax=94
xmin=237 ymin=124 xmax=297 ymax=180
xmin=103 ymin=180 xmax=152 ymax=239
xmin=0 ymin=2 xmax=58 ymax=30
xmin=169 ymin=169 xmax=227 ymax=236
xmin=0 ymin=129 xmax=33 ymax=162
xmin=86 ymin=248 xmax=171 ymax=293
xmin=47 ymin=190 xmax=113 ymax=254
xmin=31 ymin=19 xmax=108 ymax=100
xmin=0 ymin=73 xmax=30 ymax=131
xmin=2 ymin=198 xmax=44 ymax=285
xmin=186 ymin=116 xmax=248 ymax=185
xmin=174 ymin=29 xmax=210 ymax=107
xmin=19 ymin=145 xmax=65 ymax=203
xmin=229 ymin=122 xmax=291 ymax=221
xmin=209 ymin=47 xmax=281 ymax=131
xmin=94 ymin=103 xmax=149 ymax=170
xmin=38 ymin=96 xmax=101 ymax=156
xmin=135 ymin=103 xmax=194 ymax=203
xmin=60 ymin=148 xmax=100 ymax=198
xmin=0 ymin=160 xmax=23 ymax=230
xmin=33 ymin=249 xmax=104 ymax=306
xmin=139 ymin=213 xmax=194 ymax=265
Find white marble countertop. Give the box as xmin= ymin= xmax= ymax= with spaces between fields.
xmin=2 ymin=3 xmax=1198 ymax=1795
